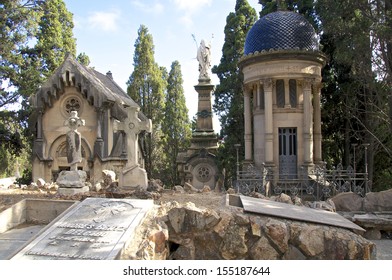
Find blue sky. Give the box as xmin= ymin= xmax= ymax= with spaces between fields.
xmin=64 ymin=0 xmax=261 ymax=132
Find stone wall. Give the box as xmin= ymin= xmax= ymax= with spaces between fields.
xmin=122 ymin=201 xmax=375 ymax=260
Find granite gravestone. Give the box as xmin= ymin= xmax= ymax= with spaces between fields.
xmin=11 ymin=198 xmax=153 ymax=260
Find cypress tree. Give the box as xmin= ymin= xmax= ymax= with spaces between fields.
xmin=127 ymin=25 xmax=166 ymax=178
xmin=212 ymin=0 xmax=257 ymax=186
xmin=162 ymin=60 xmax=192 ymax=186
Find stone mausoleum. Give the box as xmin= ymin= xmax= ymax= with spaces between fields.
xmin=238 ymin=10 xmax=326 ymax=178
xmin=29 ymin=54 xmax=151 ymax=189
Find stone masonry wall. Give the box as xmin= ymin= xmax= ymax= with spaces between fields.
xmin=121 ymin=201 xmax=375 ymax=260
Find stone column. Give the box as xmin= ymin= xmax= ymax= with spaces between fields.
xmin=94 ymin=108 xmax=104 ymax=159
xmin=37 ymin=109 xmax=43 ymax=139
xmin=303 ymin=79 xmax=313 ymax=164
xmin=313 ymin=81 xmax=322 ymax=164
xmin=263 ymin=79 xmax=274 ymax=164
xmin=244 ymin=86 xmax=253 ymax=161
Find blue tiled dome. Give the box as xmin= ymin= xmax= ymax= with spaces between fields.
xmin=244 ymin=11 xmax=318 ymax=55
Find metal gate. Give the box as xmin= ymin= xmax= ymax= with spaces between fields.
xmin=279 ymin=127 xmax=297 ymax=179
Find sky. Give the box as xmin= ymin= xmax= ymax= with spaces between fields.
xmin=64 ymin=0 xmax=261 ymax=132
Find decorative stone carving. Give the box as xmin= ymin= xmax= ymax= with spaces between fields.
xmin=64 ymin=111 xmax=85 ymax=171
xmin=197 ymin=39 xmax=212 ymax=80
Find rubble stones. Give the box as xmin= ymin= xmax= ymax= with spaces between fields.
xmin=102 ymin=170 xmax=116 ymax=187
xmin=130 ymin=201 xmax=375 ymax=260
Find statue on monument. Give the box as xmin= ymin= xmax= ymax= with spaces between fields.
xmin=196 ymin=38 xmax=212 ymax=80
xmin=64 ymin=111 xmax=85 ymax=171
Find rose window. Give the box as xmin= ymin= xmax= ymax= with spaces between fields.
xmin=65 ymin=97 xmax=81 ymax=114
xmin=197 ymin=165 xmax=211 ymax=182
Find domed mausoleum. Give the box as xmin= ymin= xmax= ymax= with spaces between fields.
xmin=238 ymin=10 xmax=326 ymax=178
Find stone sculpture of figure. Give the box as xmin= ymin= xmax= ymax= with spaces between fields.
xmin=64 ymin=111 xmax=85 ymax=171
xmin=197 ymin=39 xmax=212 ymax=80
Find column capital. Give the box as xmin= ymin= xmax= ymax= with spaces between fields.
xmin=260 ymin=78 xmax=273 ymax=90
xmin=303 ymin=78 xmax=313 ymax=89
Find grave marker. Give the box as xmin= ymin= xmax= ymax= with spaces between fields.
xmin=11 ymin=198 xmax=153 ymax=260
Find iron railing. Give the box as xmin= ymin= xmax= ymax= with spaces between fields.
xmin=235 ymin=163 xmax=371 ymax=201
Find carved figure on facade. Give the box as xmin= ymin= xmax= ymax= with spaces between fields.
xmin=64 ymin=111 xmax=85 ymax=171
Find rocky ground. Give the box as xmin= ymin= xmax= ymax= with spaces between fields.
xmin=0 ymin=184 xmax=227 ymax=214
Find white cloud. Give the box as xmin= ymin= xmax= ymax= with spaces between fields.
xmin=172 ymin=0 xmax=212 ymax=28
xmin=88 ymin=10 xmax=121 ymax=32
xmin=131 ymin=0 xmax=164 ymax=14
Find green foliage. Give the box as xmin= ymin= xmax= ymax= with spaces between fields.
xmin=212 ymin=0 xmax=257 ymax=186
xmin=316 ymin=0 xmax=392 ymax=189
xmin=161 ymin=61 xmax=192 ymax=186
xmin=127 ymin=25 xmax=166 ymax=179
xmin=76 ymin=52 xmax=91 ymax=67
xmin=0 ymin=0 xmax=77 ymax=179
xmin=35 ymin=0 xmax=76 ymax=76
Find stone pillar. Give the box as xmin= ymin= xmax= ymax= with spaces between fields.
xmin=37 ymin=109 xmax=43 ymax=139
xmin=94 ymin=108 xmax=104 ymax=159
xmin=313 ymin=81 xmax=322 ymax=164
xmin=303 ymin=79 xmax=313 ymax=164
xmin=263 ymin=79 xmax=274 ymax=164
xmin=244 ymin=87 xmax=253 ymax=161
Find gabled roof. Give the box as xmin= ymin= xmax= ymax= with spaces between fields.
xmin=30 ymin=53 xmax=142 ymax=121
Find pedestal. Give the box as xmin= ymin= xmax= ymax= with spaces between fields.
xmin=56 ymin=170 xmax=89 ymax=195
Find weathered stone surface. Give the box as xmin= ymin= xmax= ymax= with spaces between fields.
xmin=331 ymin=192 xmax=364 ymax=212
xmin=264 ymin=218 xmax=289 ymax=254
xmin=226 ymin=188 xmax=235 ymax=194
xmin=124 ymin=199 xmax=376 ymax=260
xmin=201 ymin=185 xmax=211 ymax=193
xmin=283 ymin=245 xmax=306 ymax=260
xmin=170 ymin=243 xmax=195 ymax=260
xmin=364 ymin=189 xmax=392 ymax=212
xmin=194 ymin=232 xmax=222 ymax=259
xmin=167 ymin=203 xmax=220 ymax=234
xmin=36 ymin=178 xmax=45 ymax=188
xmin=184 ymin=182 xmax=199 ymax=193
xmin=249 ymin=235 xmax=279 ymax=260
xmin=173 ymin=185 xmax=185 ymax=193
xmin=56 ymin=170 xmax=87 ymax=189
xmin=147 ymin=179 xmax=164 ymax=192
xmin=102 ymin=170 xmax=116 ymax=187
xmin=297 ymin=225 xmax=325 ymax=257
xmin=306 ymin=199 xmax=336 ymax=212
xmin=12 ymin=198 xmax=154 ymax=260
xmin=220 ymin=224 xmax=248 ymax=259
xmin=275 ymin=193 xmax=293 ymax=204
xmin=364 ymin=228 xmax=382 ymax=240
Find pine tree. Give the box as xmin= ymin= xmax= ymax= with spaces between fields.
xmin=35 ymin=0 xmax=76 ymax=77
xmin=212 ymin=0 xmax=257 ymax=185
xmin=162 ymin=61 xmax=192 ymax=186
xmin=1 ymin=0 xmax=78 ymax=182
xmin=315 ymin=0 xmax=392 ymax=189
xmin=127 ymin=25 xmax=166 ymax=178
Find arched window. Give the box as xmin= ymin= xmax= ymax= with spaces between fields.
xmin=276 ymin=79 xmax=285 ymax=108
xmin=289 ymin=79 xmax=297 ymax=108
xmin=259 ymin=84 xmax=265 ymax=109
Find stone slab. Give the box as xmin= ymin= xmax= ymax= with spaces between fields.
xmin=353 ymin=213 xmax=392 ymax=231
xmin=0 ymin=225 xmax=46 ymax=260
xmin=11 ymin=198 xmax=153 ymax=260
xmin=57 ymin=186 xmax=90 ymax=196
xmin=240 ymin=195 xmax=365 ymax=232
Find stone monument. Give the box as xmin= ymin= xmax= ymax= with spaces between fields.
xmin=11 ymin=197 xmax=154 ymax=260
xmin=56 ymin=111 xmax=89 ymax=195
xmin=176 ymin=38 xmax=220 ymax=189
